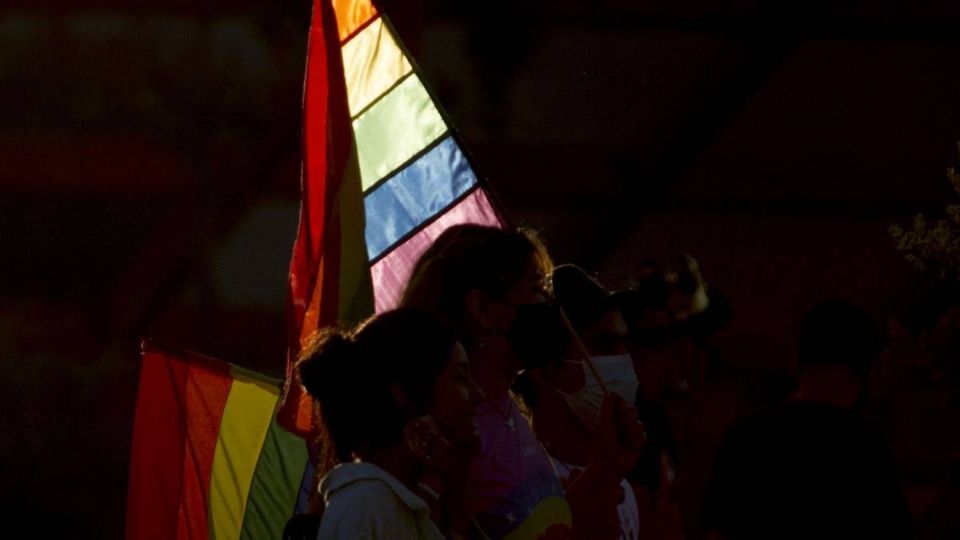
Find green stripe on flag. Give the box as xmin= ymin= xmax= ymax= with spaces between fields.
xmin=353 ymin=74 xmax=447 ymax=192
xmin=238 ymin=419 xmax=309 ymax=540
xmin=209 ymin=370 xmax=279 ymax=540
xmin=336 ymin=146 xmax=375 ymax=324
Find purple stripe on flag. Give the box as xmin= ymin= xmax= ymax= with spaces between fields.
xmin=370 ymin=187 xmax=503 ymax=313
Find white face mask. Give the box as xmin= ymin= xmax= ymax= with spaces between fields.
xmin=557 ymin=354 xmax=638 ymax=429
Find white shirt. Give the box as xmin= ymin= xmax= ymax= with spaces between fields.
xmin=317 ymin=462 xmax=445 ymax=540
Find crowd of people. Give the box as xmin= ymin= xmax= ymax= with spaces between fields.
xmin=283 ymin=224 xmax=912 ymax=540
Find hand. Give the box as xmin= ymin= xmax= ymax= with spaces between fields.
xmin=404 ymin=416 xmax=475 ymax=477
xmin=615 ymin=395 xmax=647 ymax=465
xmin=657 ymin=452 xmax=676 ymax=502
xmin=589 ymin=394 xmax=646 ymax=476
xmin=405 ymin=417 xmax=476 ymax=539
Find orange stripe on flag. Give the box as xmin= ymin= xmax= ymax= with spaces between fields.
xmin=176 ymin=361 xmax=231 ymax=540
xmin=334 ymin=0 xmax=377 ymax=42
xmin=299 ymin=255 xmax=325 ymax=351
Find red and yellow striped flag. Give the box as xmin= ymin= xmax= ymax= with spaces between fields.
xmin=125 ymin=342 xmax=309 ymax=540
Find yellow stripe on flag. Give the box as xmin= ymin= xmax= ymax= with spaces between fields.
xmin=502 ymin=496 xmax=573 ymax=540
xmin=353 ymin=74 xmax=447 ymax=192
xmin=335 ymin=145 xmax=375 ymax=323
xmin=342 ymin=17 xmax=412 ymax=117
xmin=209 ymin=369 xmax=280 ymax=540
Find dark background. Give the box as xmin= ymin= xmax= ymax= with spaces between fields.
xmin=4 ymin=0 xmax=960 ymax=537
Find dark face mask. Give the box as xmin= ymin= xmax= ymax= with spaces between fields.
xmin=503 ymin=301 xmax=567 ymax=370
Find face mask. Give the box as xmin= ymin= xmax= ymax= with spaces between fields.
xmin=557 ymin=354 xmax=638 ymax=429
xmin=503 ymin=301 xmax=566 ymax=370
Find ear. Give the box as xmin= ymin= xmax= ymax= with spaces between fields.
xmin=389 ymin=382 xmax=417 ymax=416
xmin=465 ymin=289 xmax=504 ymax=331
xmin=528 ymin=367 xmax=548 ymax=385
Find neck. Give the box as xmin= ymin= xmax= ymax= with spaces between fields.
xmin=365 ymin=442 xmax=420 ymax=492
xmin=532 ymin=398 xmax=590 ymax=466
xmin=469 ymin=334 xmax=517 ymax=400
xmin=637 ymin=375 xmax=661 ymax=403
xmin=793 ymin=367 xmax=862 ymax=409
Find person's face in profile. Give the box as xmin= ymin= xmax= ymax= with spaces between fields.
xmin=501 ymin=258 xmax=550 ymax=307
xmin=480 ymin=257 xmax=553 ymax=372
xmin=430 ymin=341 xmax=485 ymax=449
xmin=580 ymin=309 xmax=630 ymax=357
xmin=629 ymin=334 xmax=673 ymax=402
xmin=553 ymin=308 xmax=631 ymax=394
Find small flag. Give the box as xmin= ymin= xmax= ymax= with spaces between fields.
xmin=125 ymin=341 xmax=309 ymax=540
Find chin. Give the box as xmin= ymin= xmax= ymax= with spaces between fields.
xmin=456 ymin=426 xmax=481 ymax=451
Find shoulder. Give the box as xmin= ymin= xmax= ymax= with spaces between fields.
xmin=327 ymin=476 xmax=406 ymax=508
xmin=321 ymin=478 xmax=407 ymax=525
xmin=319 ymin=467 xmax=432 ymax=540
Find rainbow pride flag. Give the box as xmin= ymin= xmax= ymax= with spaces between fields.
xmin=279 ymin=0 xmax=505 ymax=435
xmin=126 ymin=342 xmax=309 ymax=540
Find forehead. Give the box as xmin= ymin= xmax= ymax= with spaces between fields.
xmin=503 ymin=256 xmax=548 ymax=292
xmin=450 ymin=341 xmax=469 ymax=363
xmin=522 ymin=258 xmax=546 ymax=283
xmin=440 ymin=342 xmax=469 ymax=377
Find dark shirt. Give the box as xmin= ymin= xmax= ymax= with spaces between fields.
xmin=282 ymin=514 xmax=322 ymax=540
xmin=629 ymin=389 xmax=677 ymax=490
xmin=704 ymin=400 xmax=911 ymax=539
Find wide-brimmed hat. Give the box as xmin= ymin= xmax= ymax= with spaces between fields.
xmin=614 ymin=255 xmax=731 ymax=343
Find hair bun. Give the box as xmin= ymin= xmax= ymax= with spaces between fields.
xmin=297 ymin=328 xmax=357 ymax=403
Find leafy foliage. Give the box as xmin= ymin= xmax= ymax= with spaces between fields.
xmin=890 ymin=142 xmax=960 ymax=280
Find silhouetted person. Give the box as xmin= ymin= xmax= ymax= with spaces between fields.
xmin=515 ymin=264 xmax=646 ymax=540
xmin=616 ymin=257 xmax=730 ymax=540
xmin=704 ymin=300 xmax=911 ymax=539
xmin=290 ymin=309 xmax=484 ymax=539
xmin=402 ymin=224 xmax=641 ymax=540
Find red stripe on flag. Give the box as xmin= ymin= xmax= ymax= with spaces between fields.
xmin=176 ymin=360 xmax=232 ymax=540
xmin=126 ymin=343 xmax=191 ymax=540
xmin=280 ymin=0 xmax=358 ymax=436
xmin=371 ymin=188 xmax=504 ymax=313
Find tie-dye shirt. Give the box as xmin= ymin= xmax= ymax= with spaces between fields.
xmin=466 ymin=394 xmax=573 ymax=540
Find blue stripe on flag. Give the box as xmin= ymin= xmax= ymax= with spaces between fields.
xmin=363 ymin=136 xmax=478 ymax=260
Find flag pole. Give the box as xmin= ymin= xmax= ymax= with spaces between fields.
xmin=558 ymin=307 xmax=610 ymax=395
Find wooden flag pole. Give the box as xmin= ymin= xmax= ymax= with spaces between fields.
xmin=558 ymin=307 xmax=609 ymax=395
